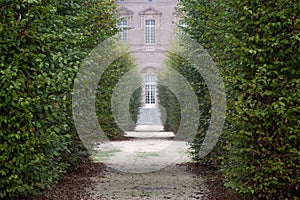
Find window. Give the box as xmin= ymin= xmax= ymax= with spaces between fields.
xmin=145 ymin=19 xmax=155 ymax=44
xmin=144 ymin=75 xmax=156 ymax=105
xmin=145 ymin=85 xmax=155 ymax=104
xmin=118 ymin=19 xmax=128 ymax=42
xmin=145 ymin=74 xmax=156 ymax=84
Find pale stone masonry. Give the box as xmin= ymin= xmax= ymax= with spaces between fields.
xmin=116 ymin=0 xmax=180 ymax=108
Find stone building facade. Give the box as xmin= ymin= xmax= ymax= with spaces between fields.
xmin=116 ymin=0 xmax=180 ymax=108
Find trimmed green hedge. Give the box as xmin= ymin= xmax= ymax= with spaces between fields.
xmin=180 ymin=0 xmax=300 ymax=198
xmin=158 ymin=51 xmax=212 ymax=159
xmin=158 ymin=84 xmax=181 ymax=133
xmin=96 ymin=53 xmax=141 ymax=139
xmin=129 ymin=86 xmax=142 ymax=127
xmin=0 ymin=0 xmax=118 ymax=198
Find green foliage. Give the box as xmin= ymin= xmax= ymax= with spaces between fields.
xmin=158 ymin=84 xmax=181 ymax=133
xmin=180 ymin=0 xmax=300 ymax=198
xmin=158 ymin=50 xmax=212 ymax=160
xmin=96 ymin=52 xmax=141 ymax=139
xmin=129 ymin=86 xmax=142 ymax=125
xmin=0 ymin=0 xmax=118 ymax=198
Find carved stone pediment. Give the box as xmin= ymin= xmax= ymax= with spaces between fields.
xmin=118 ymin=6 xmax=134 ymax=16
xmin=139 ymin=7 xmax=162 ymax=16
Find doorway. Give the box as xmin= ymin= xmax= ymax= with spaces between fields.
xmin=144 ymin=74 xmax=156 ymax=107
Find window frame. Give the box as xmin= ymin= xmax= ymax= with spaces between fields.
xmin=118 ymin=18 xmax=128 ymax=42
xmin=144 ymin=74 xmax=156 ymax=105
xmin=145 ymin=19 xmax=156 ymax=45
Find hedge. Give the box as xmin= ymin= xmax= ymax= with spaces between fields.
xmin=158 ymin=49 xmax=212 ymax=160
xmin=0 ymin=0 xmax=119 ymax=198
xmin=180 ymin=0 xmax=300 ymax=198
xmin=96 ymin=52 xmax=141 ymax=139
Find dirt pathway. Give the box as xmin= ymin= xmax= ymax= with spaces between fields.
xmin=37 ymin=131 xmax=242 ymax=199
xmin=87 ymin=135 xmax=212 ymax=199
xmin=37 ymin=158 xmax=242 ymax=200
xmin=88 ymin=164 xmax=208 ymax=199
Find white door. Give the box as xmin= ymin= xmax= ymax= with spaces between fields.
xmin=144 ymin=75 xmax=156 ymax=107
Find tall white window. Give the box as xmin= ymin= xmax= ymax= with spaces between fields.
xmin=145 ymin=19 xmax=156 ymax=44
xmin=118 ymin=19 xmax=128 ymax=41
xmin=144 ymin=74 xmax=156 ymax=105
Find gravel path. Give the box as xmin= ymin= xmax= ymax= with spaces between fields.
xmin=88 ymin=164 xmax=209 ymax=199
xmin=92 ymin=139 xmax=191 ymax=173
xmin=37 ymin=130 xmax=242 ymax=199
xmin=37 ymin=155 xmax=242 ymax=200
xmin=87 ymin=137 xmax=211 ymax=199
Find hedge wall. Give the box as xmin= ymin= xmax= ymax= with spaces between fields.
xmin=158 ymin=50 xmax=212 ymax=160
xmin=0 ymin=0 xmax=118 ymax=198
xmin=180 ymin=0 xmax=300 ymax=198
xmin=96 ymin=53 xmax=141 ymax=139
